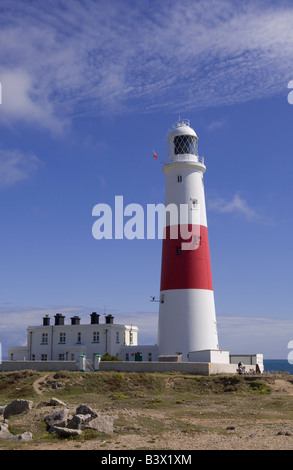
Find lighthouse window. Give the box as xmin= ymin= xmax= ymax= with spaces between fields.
xmin=191 ymin=199 xmax=198 ymax=209
xmin=177 ymin=174 xmax=182 ymax=183
xmin=174 ymin=135 xmax=197 ymax=155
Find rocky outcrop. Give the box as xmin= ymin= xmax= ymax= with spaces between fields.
xmin=44 ymin=402 xmax=116 ymax=436
xmin=0 ymin=398 xmax=117 ymax=441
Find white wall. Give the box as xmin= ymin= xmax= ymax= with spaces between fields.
xmin=188 ymin=349 xmax=230 ymax=364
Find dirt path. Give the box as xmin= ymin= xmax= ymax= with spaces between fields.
xmin=32 ymin=374 xmax=51 ymax=395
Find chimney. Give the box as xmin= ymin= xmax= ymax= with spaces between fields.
xmin=54 ymin=313 xmax=65 ymax=325
xmin=71 ymin=316 xmax=80 ymax=325
xmin=90 ymin=312 xmax=100 ymax=324
xmin=105 ymin=314 xmax=114 ymax=324
xmin=43 ymin=315 xmax=50 ymax=326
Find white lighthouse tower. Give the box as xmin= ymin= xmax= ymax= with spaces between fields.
xmin=157 ymin=120 xmax=219 ymax=361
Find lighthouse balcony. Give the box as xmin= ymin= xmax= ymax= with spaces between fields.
xmin=168 ymin=154 xmax=205 ymax=165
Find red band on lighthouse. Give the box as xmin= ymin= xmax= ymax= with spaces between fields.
xmin=160 ymin=224 xmax=213 ymax=291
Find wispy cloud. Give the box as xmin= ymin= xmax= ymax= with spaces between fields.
xmin=218 ymin=315 xmax=293 ymax=359
xmin=0 ymin=0 xmax=292 ymax=130
xmin=0 ymin=148 xmax=42 ymax=187
xmin=208 ymin=193 xmax=272 ymax=224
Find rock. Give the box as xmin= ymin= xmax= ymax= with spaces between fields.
xmin=226 ymin=426 xmax=235 ymax=431
xmin=85 ymin=415 xmax=115 ymax=434
xmin=44 ymin=408 xmax=69 ymax=428
xmin=75 ymin=404 xmax=98 ymax=418
xmin=49 ymin=425 xmax=82 ymax=438
xmin=3 ymin=400 xmax=33 ymax=419
xmin=0 ymin=406 xmax=5 ymax=416
xmin=50 ymin=397 xmax=67 ymax=407
xmin=67 ymin=414 xmax=92 ymax=430
xmin=16 ymin=432 xmax=33 ymax=441
xmin=277 ymin=430 xmax=292 ymax=436
xmin=0 ymin=423 xmax=15 ymax=440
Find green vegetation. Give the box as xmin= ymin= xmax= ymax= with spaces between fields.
xmin=101 ymin=353 xmax=121 ymax=361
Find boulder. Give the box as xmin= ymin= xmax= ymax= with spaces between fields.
xmin=16 ymin=432 xmax=33 ymax=441
xmin=84 ymin=415 xmax=115 ymax=434
xmin=49 ymin=425 xmax=82 ymax=438
xmin=0 ymin=423 xmax=14 ymax=440
xmin=49 ymin=397 xmax=67 ymax=407
xmin=67 ymin=414 xmax=92 ymax=430
xmin=75 ymin=404 xmax=98 ymax=418
xmin=3 ymin=400 xmax=33 ymax=419
xmin=44 ymin=407 xmax=69 ymax=428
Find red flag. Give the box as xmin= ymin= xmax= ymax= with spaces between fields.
xmin=153 ymin=151 xmax=158 ymax=159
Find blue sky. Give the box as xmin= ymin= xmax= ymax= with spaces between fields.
xmin=0 ymin=0 xmax=293 ymax=359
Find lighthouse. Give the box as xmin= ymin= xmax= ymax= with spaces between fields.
xmin=157 ymin=120 xmax=219 ymax=361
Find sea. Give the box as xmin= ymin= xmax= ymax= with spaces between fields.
xmin=263 ymin=359 xmax=293 ymax=374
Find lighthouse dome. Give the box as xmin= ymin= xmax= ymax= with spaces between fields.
xmin=167 ymin=119 xmax=199 ymax=163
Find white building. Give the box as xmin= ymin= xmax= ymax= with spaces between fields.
xmin=8 ymin=313 xmax=138 ymax=363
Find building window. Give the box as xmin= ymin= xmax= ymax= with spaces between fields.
xmin=59 ymin=353 xmax=65 ymax=361
xmin=77 ymin=332 xmax=81 ymax=343
xmin=41 ymin=333 xmax=48 ymax=344
xmin=41 ymin=354 xmax=47 ymax=361
xmin=177 ymin=174 xmax=182 ymax=183
xmin=32 ymin=354 xmax=35 ymax=361
xmin=130 ymin=331 xmax=133 ymax=345
xmin=176 ymin=246 xmax=182 ymax=255
xmin=116 ymin=331 xmax=119 ymax=343
xmin=59 ymin=333 xmax=66 ymax=343
xmin=126 ymin=353 xmax=129 ymax=361
xmin=123 ymin=331 xmax=126 ymax=345
xmin=148 ymin=352 xmax=152 ymax=362
xmin=71 ymin=353 xmax=75 ymax=361
xmin=93 ymin=331 xmax=100 ymax=343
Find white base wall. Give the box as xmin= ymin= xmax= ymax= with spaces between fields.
xmin=158 ymin=289 xmax=219 ymax=360
xmin=188 ymin=349 xmax=230 ymax=364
